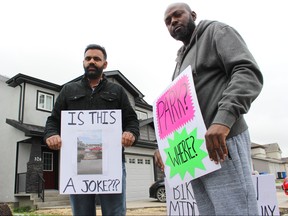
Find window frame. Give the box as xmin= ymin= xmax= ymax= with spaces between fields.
xmin=36 ymin=90 xmax=54 ymax=112
xmin=43 ymin=152 xmax=53 ymax=172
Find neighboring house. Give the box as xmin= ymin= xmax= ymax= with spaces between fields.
xmin=0 ymin=71 xmax=162 ymax=207
xmin=251 ymin=142 xmax=287 ymax=179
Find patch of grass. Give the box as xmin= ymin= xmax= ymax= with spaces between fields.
xmin=276 ymin=179 xmax=284 ymax=183
xmin=13 ymin=205 xmax=32 ymax=213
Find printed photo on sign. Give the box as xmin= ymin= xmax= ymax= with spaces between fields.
xmin=153 ymin=66 xmax=220 ymax=187
xmin=77 ymin=130 xmax=103 ymax=175
xmin=60 ymin=110 xmax=122 ymax=194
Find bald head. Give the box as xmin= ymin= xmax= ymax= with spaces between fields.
xmin=164 ymin=2 xmax=192 ymax=17
xmin=164 ymin=2 xmax=197 ymax=45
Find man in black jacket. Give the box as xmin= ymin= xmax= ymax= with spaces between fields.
xmin=44 ymin=44 xmax=139 ymax=216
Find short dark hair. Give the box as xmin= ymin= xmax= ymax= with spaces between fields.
xmin=84 ymin=44 xmax=107 ymax=60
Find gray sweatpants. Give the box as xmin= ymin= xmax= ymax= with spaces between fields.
xmin=192 ymin=130 xmax=259 ymax=215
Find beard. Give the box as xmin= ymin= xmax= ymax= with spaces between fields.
xmin=84 ymin=64 xmax=104 ymax=80
xmin=172 ymin=16 xmax=195 ymax=42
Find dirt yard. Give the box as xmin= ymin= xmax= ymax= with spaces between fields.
xmin=33 ymin=206 xmax=167 ymax=215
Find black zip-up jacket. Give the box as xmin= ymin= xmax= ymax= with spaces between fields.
xmin=44 ymin=75 xmax=139 ymax=161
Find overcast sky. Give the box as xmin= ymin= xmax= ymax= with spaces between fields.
xmin=1 ymin=0 xmax=288 ymax=156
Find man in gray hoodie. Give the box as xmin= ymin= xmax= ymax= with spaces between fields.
xmin=158 ymin=2 xmax=263 ymax=215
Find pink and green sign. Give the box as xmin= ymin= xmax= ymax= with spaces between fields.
xmin=153 ymin=66 xmax=220 ymax=186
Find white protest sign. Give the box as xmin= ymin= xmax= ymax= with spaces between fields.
xmin=165 ymin=178 xmax=199 ymax=216
xmin=60 ymin=110 xmax=122 ymax=194
xmin=165 ymin=174 xmax=279 ymax=216
xmin=153 ymin=66 xmax=220 ymax=187
xmin=252 ymin=174 xmax=280 ymax=216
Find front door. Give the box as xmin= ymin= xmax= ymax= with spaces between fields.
xmin=42 ymin=148 xmax=59 ymax=189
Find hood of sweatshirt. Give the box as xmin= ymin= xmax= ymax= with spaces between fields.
xmin=173 ymin=20 xmax=217 ymax=80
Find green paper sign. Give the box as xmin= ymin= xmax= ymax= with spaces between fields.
xmin=164 ymin=128 xmax=208 ymax=180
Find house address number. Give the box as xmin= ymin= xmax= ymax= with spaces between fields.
xmin=34 ymin=156 xmax=42 ymax=162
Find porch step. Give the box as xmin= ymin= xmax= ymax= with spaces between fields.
xmin=36 ymin=200 xmax=71 ymax=209
xmin=31 ymin=190 xmax=71 ymax=209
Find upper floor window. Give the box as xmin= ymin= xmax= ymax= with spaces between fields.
xmin=37 ymin=91 xmax=54 ymax=112
xmin=136 ymin=110 xmax=148 ymax=120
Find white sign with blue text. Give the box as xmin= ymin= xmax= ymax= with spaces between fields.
xmin=60 ymin=110 xmax=122 ymax=194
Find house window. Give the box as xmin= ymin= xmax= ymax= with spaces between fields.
xmin=43 ymin=152 xmax=53 ymax=171
xmin=136 ymin=110 xmax=148 ymax=120
xmin=137 ymin=159 xmax=143 ymax=164
xmin=37 ymin=91 xmax=54 ymax=112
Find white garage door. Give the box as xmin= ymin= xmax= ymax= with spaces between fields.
xmin=125 ymin=154 xmax=154 ymax=201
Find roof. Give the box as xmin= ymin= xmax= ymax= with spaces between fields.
xmin=6 ymin=119 xmax=44 ymax=137
xmin=136 ymin=139 xmax=157 ymax=149
xmin=6 ymin=73 xmax=61 ymax=91
xmin=5 ymin=70 xmax=151 ymax=106
xmin=262 ymin=143 xmax=282 ymax=153
xmin=139 ymin=117 xmax=154 ymax=128
xmin=106 ymin=70 xmax=145 ymax=99
xmin=251 ymin=143 xmax=266 ymax=149
xmin=66 ymin=70 xmax=146 ymax=100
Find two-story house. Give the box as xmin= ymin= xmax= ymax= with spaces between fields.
xmin=0 ymin=71 xmax=161 ymax=208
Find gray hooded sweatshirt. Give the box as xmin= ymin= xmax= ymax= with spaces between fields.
xmin=172 ymin=20 xmax=263 ymax=138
